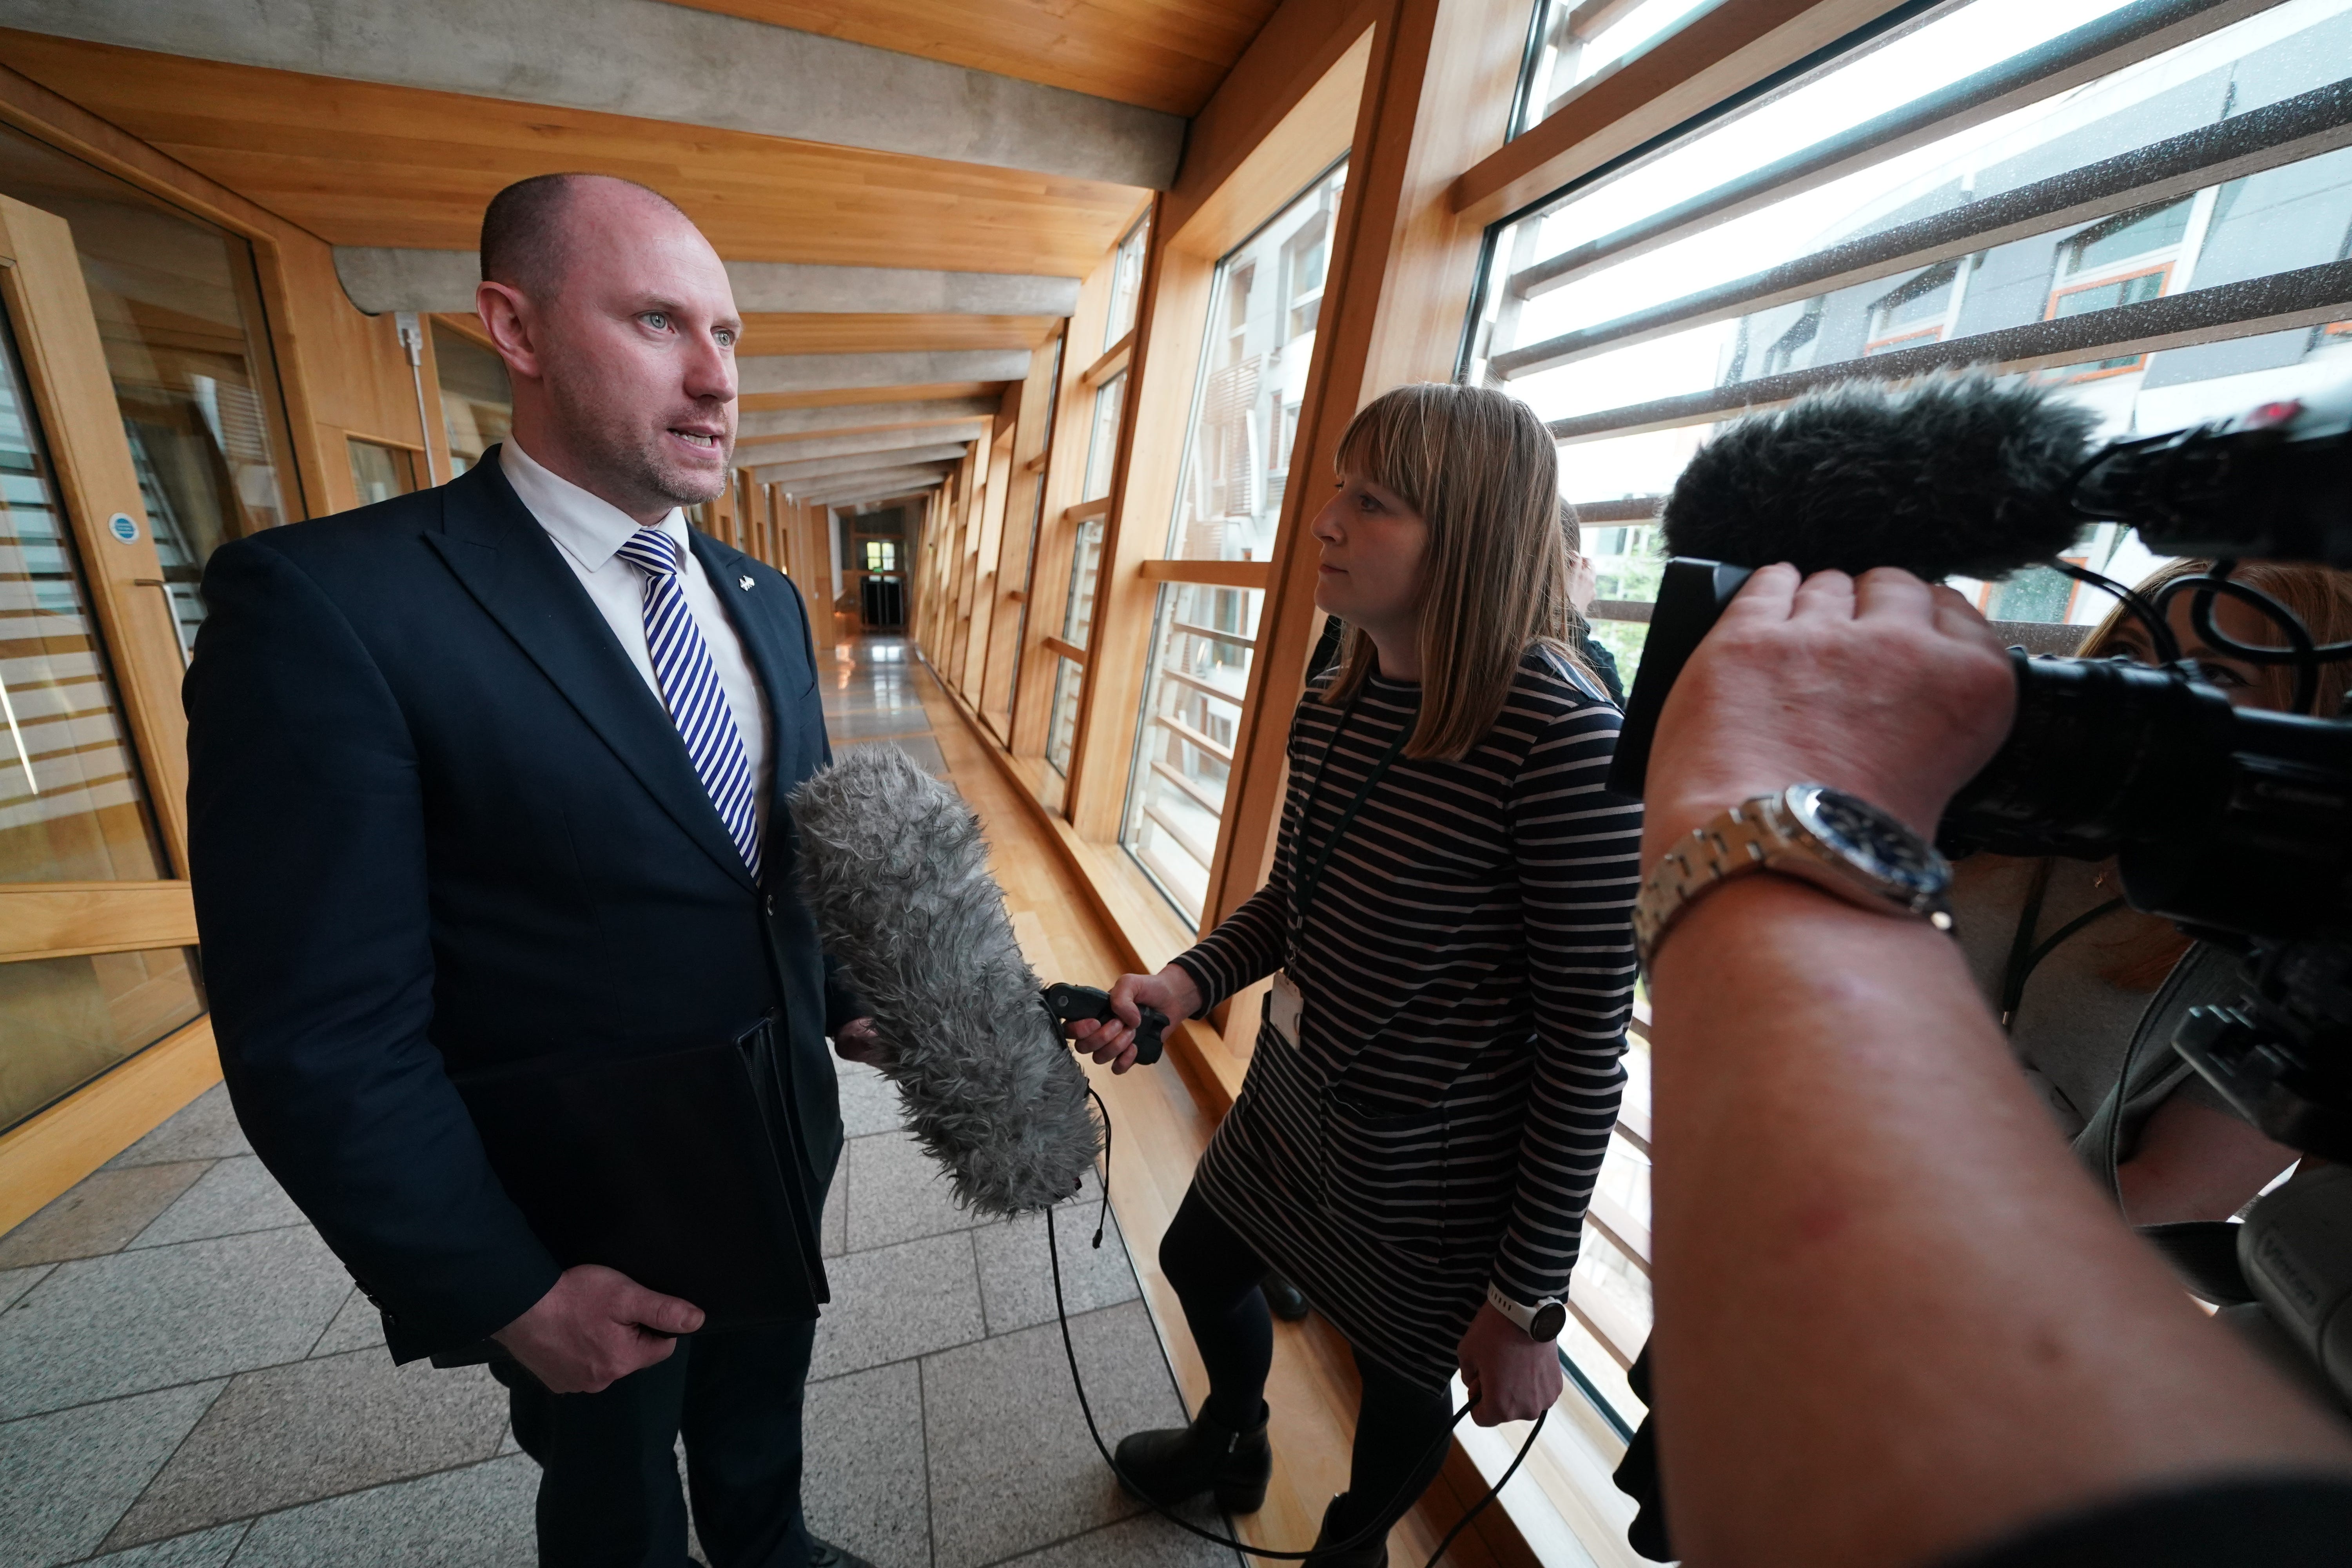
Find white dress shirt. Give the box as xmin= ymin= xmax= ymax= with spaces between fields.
xmin=498 ymin=439 xmax=773 ymax=844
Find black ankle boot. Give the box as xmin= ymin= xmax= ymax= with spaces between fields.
xmin=1306 ymin=1495 xmax=1389 ymax=1567
xmin=1112 ymin=1403 xmax=1272 ymax=1512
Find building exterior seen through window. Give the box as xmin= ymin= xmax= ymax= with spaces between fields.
xmin=434 ymin=322 xmax=514 ymax=475
xmin=0 ymin=292 xmax=203 ymax=1131
xmin=1121 ymin=160 xmax=1347 ymax=920
xmin=1464 ymin=0 xmax=2352 ymax=1434
xmin=0 ymin=122 xmax=298 ymax=654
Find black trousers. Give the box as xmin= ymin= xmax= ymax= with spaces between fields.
xmin=1159 ymin=1187 xmax=1455 ymax=1543
xmin=493 ymin=1319 xmax=818 ymax=1568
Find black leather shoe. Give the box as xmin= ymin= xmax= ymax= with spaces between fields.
xmin=1306 ymin=1496 xmax=1389 ymax=1567
xmin=1112 ymin=1402 xmax=1272 ymax=1513
xmin=1263 ymin=1270 xmax=1311 ymax=1322
xmin=806 ymin=1537 xmax=875 ymax=1568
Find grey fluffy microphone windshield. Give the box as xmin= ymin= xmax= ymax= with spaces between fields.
xmin=789 ymin=745 xmax=1100 ymax=1216
xmin=1660 ymin=373 xmax=2103 ymax=580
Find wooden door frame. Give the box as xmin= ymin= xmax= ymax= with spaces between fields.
xmin=0 ymin=192 xmax=216 ymax=1229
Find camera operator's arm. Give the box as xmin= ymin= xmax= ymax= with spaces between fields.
xmin=1642 ymin=566 xmax=2352 ymax=1568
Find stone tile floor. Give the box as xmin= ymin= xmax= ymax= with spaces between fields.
xmin=0 ymin=636 xmax=1234 ymax=1568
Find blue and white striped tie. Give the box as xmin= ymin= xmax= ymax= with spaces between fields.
xmin=615 ymin=526 xmax=762 ymax=881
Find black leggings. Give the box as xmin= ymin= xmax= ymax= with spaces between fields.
xmin=1159 ymin=1187 xmax=1455 ymax=1542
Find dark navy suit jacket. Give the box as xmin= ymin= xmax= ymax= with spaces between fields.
xmin=185 ymin=451 xmax=858 ymax=1362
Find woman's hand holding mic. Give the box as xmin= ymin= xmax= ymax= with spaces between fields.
xmin=1068 ymin=965 xmax=1201 ymax=1074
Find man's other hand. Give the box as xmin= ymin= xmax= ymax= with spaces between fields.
xmin=493 ymin=1264 xmax=704 ymax=1394
xmin=833 ymin=1016 xmax=890 ymax=1066
xmin=1644 ymin=564 xmax=2016 ymax=861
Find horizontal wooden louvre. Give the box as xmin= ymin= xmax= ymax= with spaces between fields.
xmin=0 ymin=880 xmax=198 ymax=964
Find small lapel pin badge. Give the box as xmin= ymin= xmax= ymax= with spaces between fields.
xmin=738 ymin=575 xmax=755 ymax=591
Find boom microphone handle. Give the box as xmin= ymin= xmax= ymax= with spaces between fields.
xmin=1042 ymin=983 xmax=1167 ymax=1066
xmin=1607 ymin=559 xmax=1753 ymax=800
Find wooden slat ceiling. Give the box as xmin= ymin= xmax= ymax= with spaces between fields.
xmin=0 ymin=30 xmax=1145 ymax=276
xmin=666 ymin=0 xmax=1282 ymax=116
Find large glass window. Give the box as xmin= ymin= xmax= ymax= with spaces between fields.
xmin=1121 ymin=161 xmax=1347 ymax=919
xmin=434 ymin=321 xmax=514 ymax=474
xmin=1045 ymin=366 xmax=1132 ymax=775
xmin=0 ymin=123 xmax=297 ymax=651
xmin=1106 ymin=212 xmax=1152 ymax=348
xmin=0 ymin=295 xmax=202 ymax=1129
xmin=1463 ymin=0 xmax=2352 ymax=1434
xmin=1471 ymin=0 xmax=2352 ymax=685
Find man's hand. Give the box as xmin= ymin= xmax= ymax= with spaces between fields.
xmin=1644 ymin=564 xmax=2016 ymax=862
xmin=493 ymin=1264 xmax=704 ymax=1394
xmin=833 ymin=1016 xmax=891 ymax=1067
xmin=1457 ymin=1302 xmax=1563 ymax=1425
xmin=1067 ymin=965 xmax=1201 ymax=1074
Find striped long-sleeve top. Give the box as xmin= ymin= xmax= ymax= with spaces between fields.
xmin=1172 ymin=645 xmax=1642 ymax=1387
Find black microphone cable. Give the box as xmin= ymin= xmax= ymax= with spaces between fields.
xmin=1045 ymin=1087 xmax=1550 ymax=1566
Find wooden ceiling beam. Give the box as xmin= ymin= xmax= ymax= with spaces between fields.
xmin=666 ymin=0 xmax=1282 ymax=117
xmin=0 ymin=31 xmax=1147 ymax=277
xmin=0 ymin=0 xmax=1182 ymax=187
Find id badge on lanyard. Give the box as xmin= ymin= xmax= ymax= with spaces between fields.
xmin=1268 ymin=970 xmax=1304 ymax=1049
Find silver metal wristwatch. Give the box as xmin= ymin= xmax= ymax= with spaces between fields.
xmin=1633 ymin=783 xmax=1953 ymax=972
xmin=1486 ymin=1281 xmax=1566 ymax=1343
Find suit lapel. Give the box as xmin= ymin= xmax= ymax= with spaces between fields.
xmin=423 ymin=454 xmax=758 ymax=892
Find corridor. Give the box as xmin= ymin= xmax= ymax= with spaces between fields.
xmin=0 ymin=639 xmax=1233 ymax=1568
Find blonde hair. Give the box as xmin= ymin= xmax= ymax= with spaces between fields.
xmin=1321 ymin=383 xmax=1590 ymax=760
xmin=2076 ymin=557 xmax=2352 ymax=714
xmin=2071 ymin=557 xmax=2352 ymax=988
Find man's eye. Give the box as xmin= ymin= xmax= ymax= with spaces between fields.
xmin=642 ymin=312 xmax=670 ymax=331
xmin=714 ymin=329 xmax=737 ymax=348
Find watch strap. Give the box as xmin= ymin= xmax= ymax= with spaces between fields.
xmin=1633 ymin=786 xmax=1953 ymax=972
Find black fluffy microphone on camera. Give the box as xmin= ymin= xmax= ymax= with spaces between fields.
xmin=1611 ymin=371 xmax=2352 ymax=1158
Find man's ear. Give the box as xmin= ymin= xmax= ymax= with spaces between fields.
xmin=476 ymin=280 xmax=543 ymax=383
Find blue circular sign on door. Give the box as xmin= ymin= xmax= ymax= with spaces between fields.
xmin=108 ymin=512 xmax=139 ymax=543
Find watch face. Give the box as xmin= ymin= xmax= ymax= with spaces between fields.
xmin=1788 ymin=784 xmax=1949 ymax=897
xmin=1530 ymin=1301 xmax=1567 ymax=1343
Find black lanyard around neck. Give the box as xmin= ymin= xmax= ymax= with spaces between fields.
xmin=1290 ymin=689 xmax=1413 ymax=936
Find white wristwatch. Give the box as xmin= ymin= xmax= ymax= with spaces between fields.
xmin=1486 ymin=1281 xmax=1566 ymax=1343
xmin=1633 ymin=783 xmax=1953 ymax=972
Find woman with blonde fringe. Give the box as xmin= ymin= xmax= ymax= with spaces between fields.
xmin=1069 ymin=383 xmax=1643 ymax=1565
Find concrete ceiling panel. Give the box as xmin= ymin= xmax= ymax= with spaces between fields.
xmin=751 ymin=444 xmax=971 ymax=483
xmin=736 ymin=425 xmax=992 ymax=465
xmin=788 ymin=465 xmax=955 ymax=502
xmin=0 ymin=0 xmax=1182 ymax=188
xmin=736 ymin=397 xmax=999 ymax=442
xmin=737 ymin=350 xmax=1032 ymax=396
xmin=333 ymin=249 xmax=1078 ymax=320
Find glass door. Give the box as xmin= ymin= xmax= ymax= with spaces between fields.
xmin=0 ymin=192 xmax=205 ymax=1144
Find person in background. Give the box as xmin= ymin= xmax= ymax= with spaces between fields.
xmin=186 ymin=173 xmax=878 ymax=1568
xmin=1636 ymin=562 xmax=2352 ymax=1567
xmin=1072 ymin=382 xmax=1641 ymax=1565
xmin=1951 ymin=559 xmax=2352 ymax=1226
xmin=1563 ymin=501 xmax=1625 ymax=707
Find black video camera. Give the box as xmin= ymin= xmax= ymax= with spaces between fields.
xmin=1611 ymin=380 xmax=2352 ymax=1161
